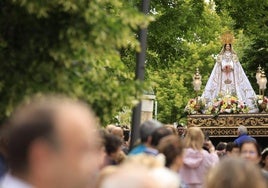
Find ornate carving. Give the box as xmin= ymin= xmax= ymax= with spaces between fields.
xmin=187 ymin=114 xmax=268 ymax=137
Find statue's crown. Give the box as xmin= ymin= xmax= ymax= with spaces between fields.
xmin=221 ymin=31 xmax=234 ymax=44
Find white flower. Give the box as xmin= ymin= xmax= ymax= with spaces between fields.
xmin=258 ymin=100 xmax=263 ymax=104
xmin=225 ymin=109 xmax=231 ymax=113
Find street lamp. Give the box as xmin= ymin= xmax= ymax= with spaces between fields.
xmin=259 ymin=69 xmax=267 ymax=96
xmin=256 ymin=65 xmax=262 ymax=85
xmin=130 ymin=0 xmax=150 ymax=150
xmin=193 ymin=68 xmax=202 ymax=97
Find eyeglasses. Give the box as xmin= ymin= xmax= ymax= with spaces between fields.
xmin=241 ymin=150 xmax=257 ymax=156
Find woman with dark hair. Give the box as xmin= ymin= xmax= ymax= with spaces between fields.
xmin=158 ymin=135 xmax=187 ymax=188
xmin=240 ymin=140 xmax=261 ymax=164
xmin=240 ymin=141 xmax=268 ymax=185
xmin=158 ymin=135 xmax=184 ymax=171
xmin=102 ymin=132 xmax=125 ymax=166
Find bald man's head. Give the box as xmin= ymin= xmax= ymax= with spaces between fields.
xmin=8 ymin=95 xmax=101 ymax=188
xmin=111 ymin=127 xmax=124 ymax=141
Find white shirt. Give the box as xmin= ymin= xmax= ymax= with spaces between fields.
xmin=0 ymin=173 xmax=33 ymax=188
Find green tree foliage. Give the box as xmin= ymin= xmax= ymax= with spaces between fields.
xmin=145 ymin=0 xmax=229 ymax=123
xmin=0 ymin=0 xmax=151 ymax=124
xmin=121 ymin=0 xmax=265 ymax=125
xmin=1 ymin=0 xmax=264 ymax=126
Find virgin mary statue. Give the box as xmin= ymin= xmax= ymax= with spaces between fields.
xmin=201 ymin=33 xmax=257 ymax=111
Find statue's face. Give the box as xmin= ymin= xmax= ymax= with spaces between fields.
xmin=225 ymin=44 xmax=231 ymax=51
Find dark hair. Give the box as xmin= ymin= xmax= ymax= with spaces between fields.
xmin=151 ymin=127 xmax=172 ymax=147
xmin=261 ymin=148 xmax=268 ymax=167
xmin=240 ymin=140 xmax=261 ymax=157
xmin=216 ymin=142 xmax=227 ymax=151
xmin=224 ymin=43 xmax=232 ymax=49
xmin=103 ymin=133 xmax=122 ymax=155
xmin=226 ymin=142 xmax=239 ymax=152
xmin=176 ymin=123 xmax=184 ymax=128
xmin=0 ymin=122 xmax=10 ymax=156
xmin=158 ymin=135 xmax=184 ymax=167
xmin=223 ymin=44 xmax=233 ymax=54
xmin=8 ymin=108 xmax=58 ymax=173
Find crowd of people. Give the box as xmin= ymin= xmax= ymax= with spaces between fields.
xmin=0 ymin=95 xmax=267 ymax=188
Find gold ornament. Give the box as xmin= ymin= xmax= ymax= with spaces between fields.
xmin=221 ymin=32 xmax=234 ymax=45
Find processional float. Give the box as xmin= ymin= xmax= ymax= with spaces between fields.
xmin=185 ymin=32 xmax=268 ymax=137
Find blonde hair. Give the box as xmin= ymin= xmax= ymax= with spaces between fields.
xmin=184 ymin=127 xmax=204 ymax=150
xmin=96 ymin=166 xmax=118 ymax=188
xmin=164 ymin=124 xmax=178 ymax=135
xmin=123 ymin=154 xmax=164 ymax=169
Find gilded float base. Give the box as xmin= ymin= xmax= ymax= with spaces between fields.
xmin=187 ymin=113 xmax=268 ymax=137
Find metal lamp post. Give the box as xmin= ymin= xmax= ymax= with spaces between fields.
xmin=130 ymin=0 xmax=150 ymax=150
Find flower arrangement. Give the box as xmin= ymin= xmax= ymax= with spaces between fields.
xmin=185 ymin=97 xmax=206 ymax=115
xmin=255 ymin=95 xmax=268 ymax=112
xmin=205 ymin=94 xmax=249 ymax=115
